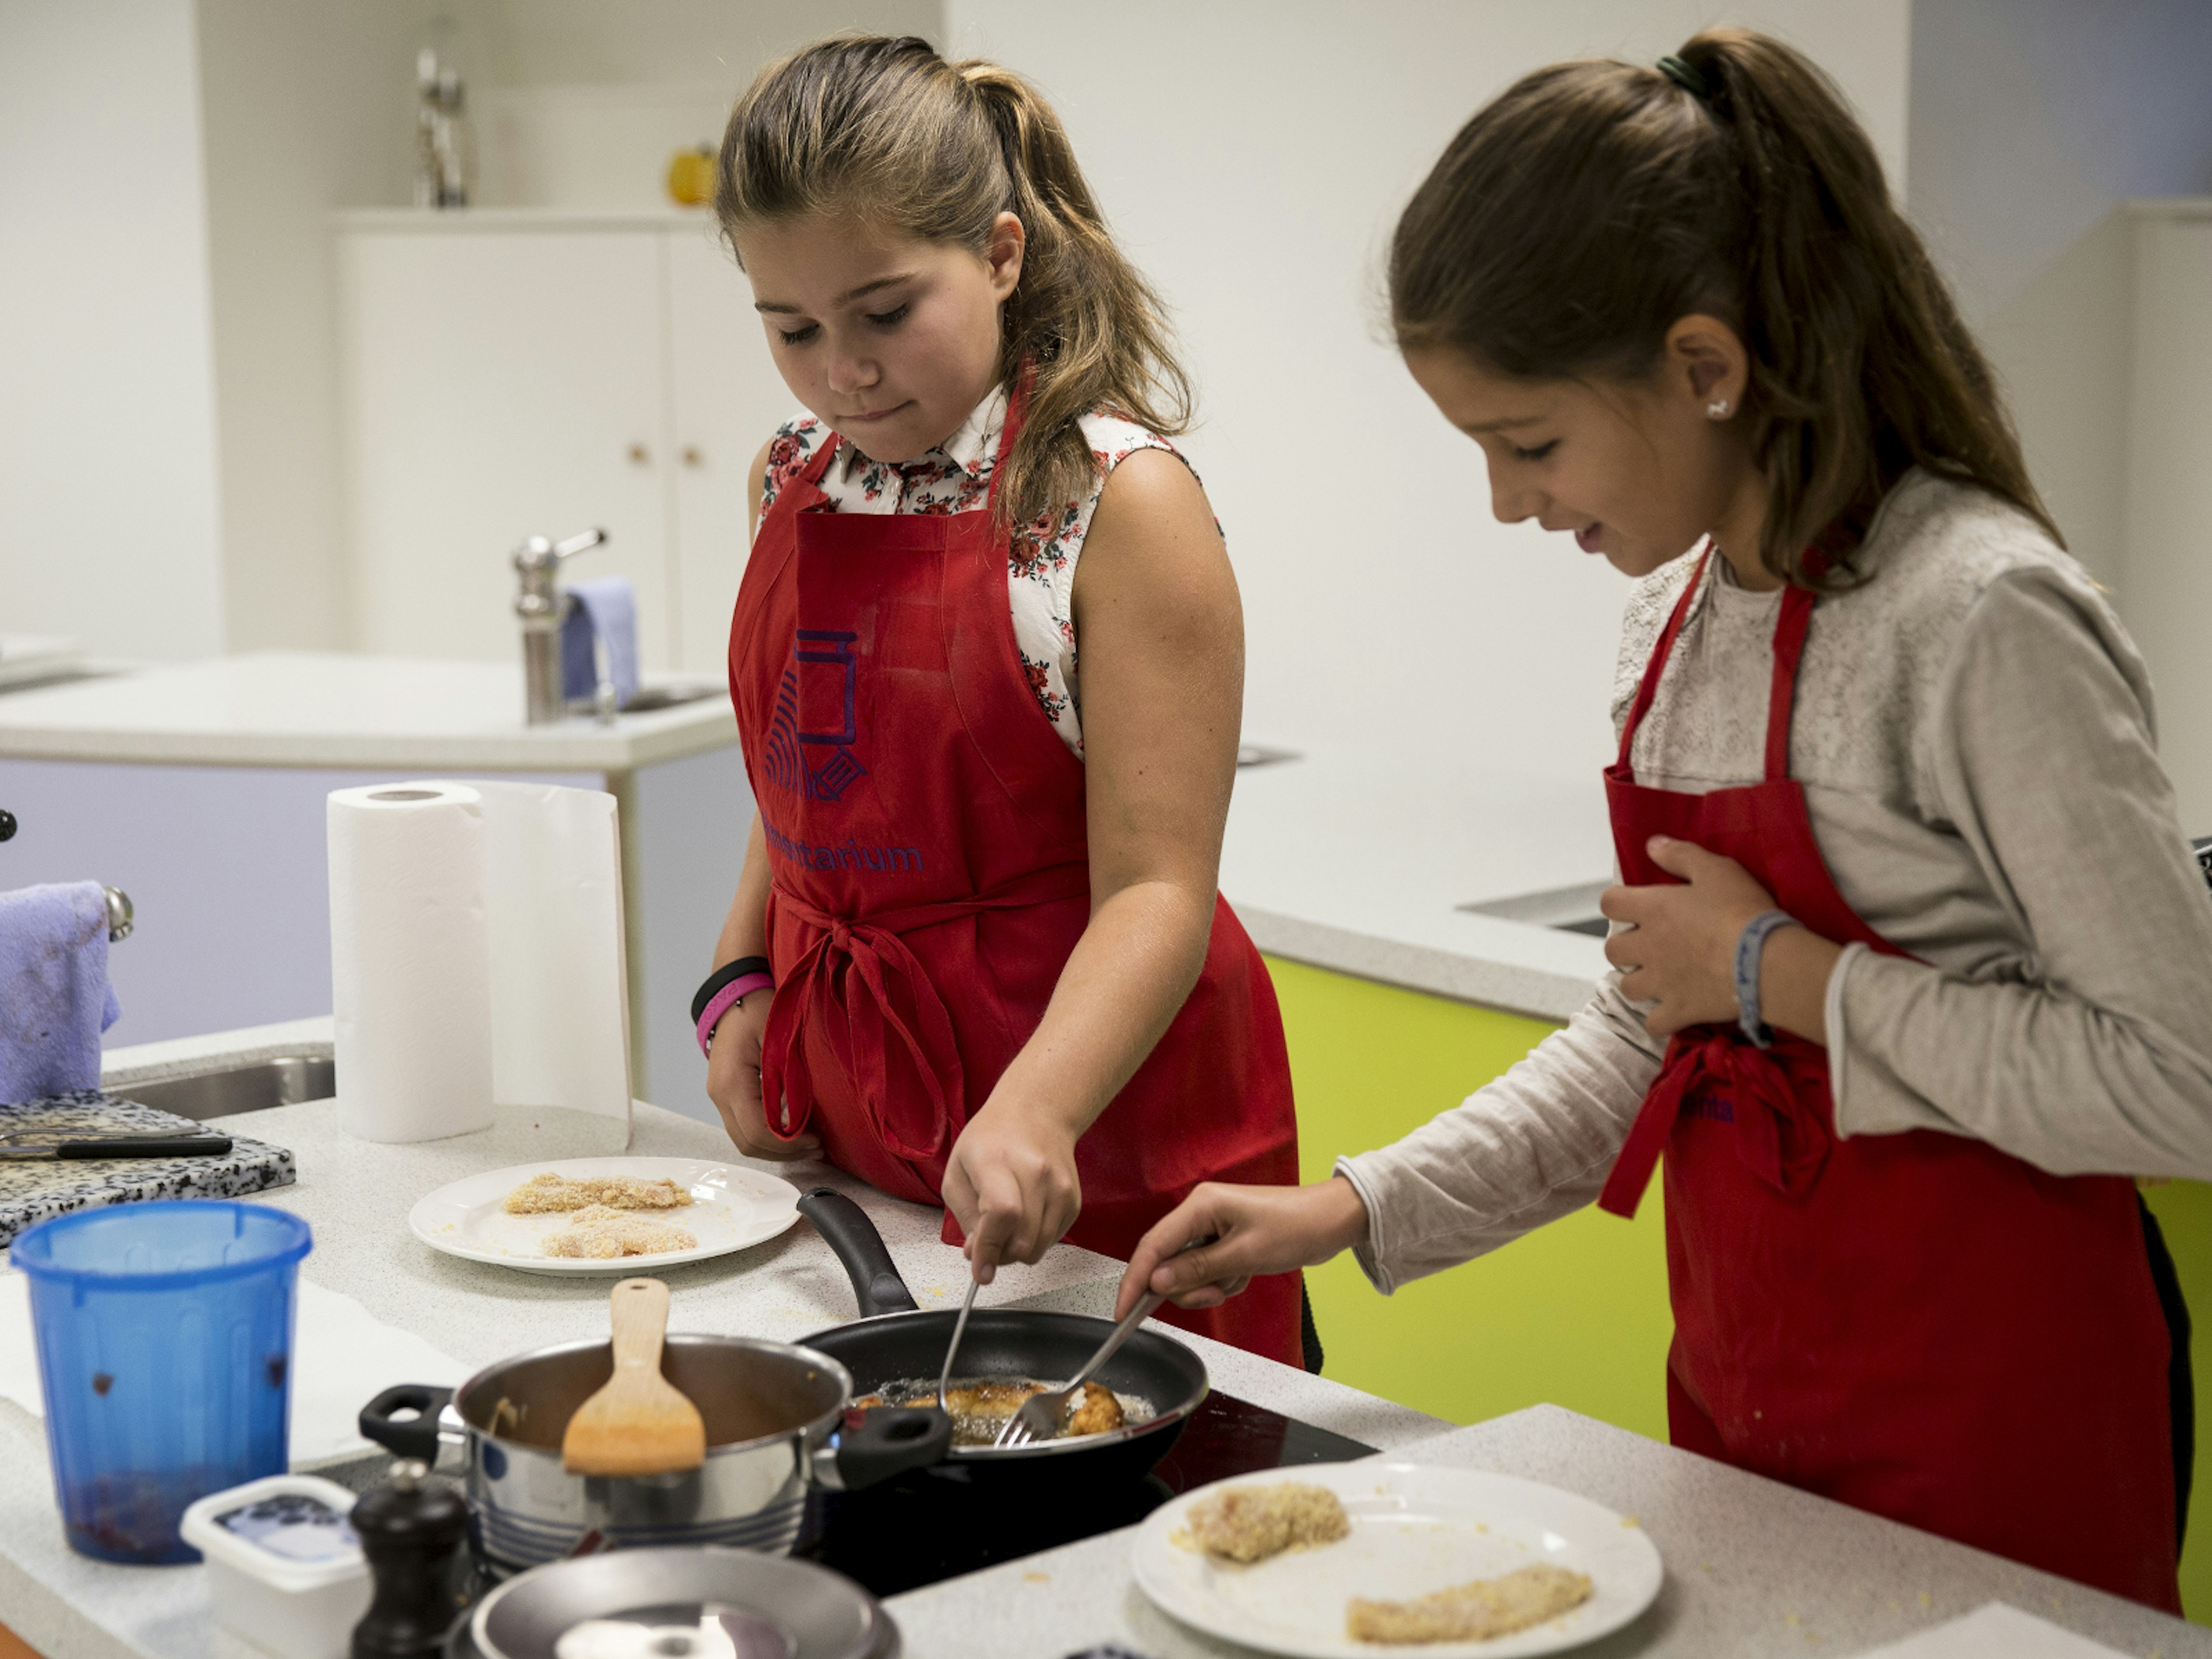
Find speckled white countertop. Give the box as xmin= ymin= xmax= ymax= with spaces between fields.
xmin=1222 ymin=747 xmax=1612 ymax=1021
xmin=884 ymin=1404 xmax=2209 ymax=1658
xmin=0 ymin=650 xmax=736 ymax=771
xmin=5 ymin=1024 xmax=1447 ymax=1659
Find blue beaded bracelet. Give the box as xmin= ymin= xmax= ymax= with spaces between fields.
xmin=1734 ymin=909 xmax=1798 ymax=1048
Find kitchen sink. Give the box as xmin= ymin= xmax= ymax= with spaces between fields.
xmin=1459 ymin=880 xmax=1612 ymax=938
xmin=112 ymin=1055 xmax=335 ymax=1121
xmin=615 ymin=683 xmax=722 ymax=713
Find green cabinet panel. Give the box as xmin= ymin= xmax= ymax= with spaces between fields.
xmin=1268 ymin=955 xmax=2212 ymax=1623
xmin=1268 ymin=956 xmax=1672 ymax=1440
xmin=2143 ymin=1179 xmax=2212 ymax=1621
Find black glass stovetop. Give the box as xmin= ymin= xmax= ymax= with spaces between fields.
xmin=795 ymin=1390 xmax=1377 ymax=1598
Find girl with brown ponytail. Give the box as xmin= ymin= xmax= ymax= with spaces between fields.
xmin=700 ymin=34 xmax=1308 ymax=1367
xmin=1122 ymin=28 xmax=2212 ymax=1603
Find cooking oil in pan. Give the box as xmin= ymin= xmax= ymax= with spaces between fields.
xmin=857 ymin=1377 xmax=1156 ymax=1446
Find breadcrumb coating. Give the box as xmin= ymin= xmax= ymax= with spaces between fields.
xmin=1346 ymin=1562 xmax=1592 ymax=1643
xmin=502 ymin=1171 xmax=694 ymax=1215
xmin=1186 ymin=1483 xmax=1350 ymax=1563
xmin=540 ymin=1205 xmax=698 ymax=1259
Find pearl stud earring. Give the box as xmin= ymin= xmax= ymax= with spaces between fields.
xmin=1706 ymin=398 xmax=1732 ymax=419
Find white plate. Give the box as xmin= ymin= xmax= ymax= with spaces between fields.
xmin=407 ymin=1157 xmax=801 ymax=1276
xmin=1131 ymin=1463 xmax=1663 ymax=1658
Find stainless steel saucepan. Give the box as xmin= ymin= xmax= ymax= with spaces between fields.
xmin=359 ymin=1333 xmax=948 ymax=1578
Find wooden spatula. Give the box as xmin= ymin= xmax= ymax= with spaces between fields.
xmin=560 ymin=1278 xmax=707 ymax=1476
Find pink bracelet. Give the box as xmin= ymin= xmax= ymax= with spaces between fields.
xmin=696 ymin=974 xmax=775 ymax=1055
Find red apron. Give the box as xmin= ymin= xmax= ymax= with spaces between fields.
xmin=726 ymin=390 xmax=1305 ymax=1366
xmin=1596 ymin=549 xmax=2179 ymax=1611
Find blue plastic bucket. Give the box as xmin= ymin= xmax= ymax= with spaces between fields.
xmin=13 ymin=1200 xmax=313 ymax=1563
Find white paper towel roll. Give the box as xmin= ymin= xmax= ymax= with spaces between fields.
xmin=328 ymin=783 xmax=495 ymax=1143
xmin=328 ymin=780 xmax=631 ymax=1145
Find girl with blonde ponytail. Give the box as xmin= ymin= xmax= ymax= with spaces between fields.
xmin=1123 ymin=28 xmax=2210 ymax=1605
xmin=700 ymin=35 xmax=1309 ymax=1368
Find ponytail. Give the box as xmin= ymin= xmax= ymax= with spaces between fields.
xmin=717 ymin=36 xmax=1190 ymax=534
xmin=1391 ymin=28 xmax=2056 ymax=586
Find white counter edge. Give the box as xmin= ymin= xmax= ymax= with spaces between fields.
xmin=0 ymin=711 xmax=736 ymax=772
xmin=1236 ymin=903 xmax=1597 ymax=1023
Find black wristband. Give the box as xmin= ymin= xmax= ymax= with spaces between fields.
xmin=692 ymin=956 xmax=772 ymax=1025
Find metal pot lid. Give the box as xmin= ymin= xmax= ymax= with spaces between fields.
xmin=472 ymin=1548 xmax=894 ymax=1659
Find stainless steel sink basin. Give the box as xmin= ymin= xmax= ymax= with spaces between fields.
xmin=614 ymin=683 xmax=722 ymax=714
xmin=1459 ymin=880 xmax=1612 ymax=938
xmin=112 ymin=1055 xmax=335 ymax=1121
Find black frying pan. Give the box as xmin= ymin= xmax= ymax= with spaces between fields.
xmin=795 ymin=1188 xmax=1206 ymax=1488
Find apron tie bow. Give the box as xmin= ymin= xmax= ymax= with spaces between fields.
xmin=759 ymin=862 xmax=1090 ymax=1168
xmin=1599 ymin=1027 xmax=1832 ymax=1218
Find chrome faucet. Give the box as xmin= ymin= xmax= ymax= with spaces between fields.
xmin=513 ymin=528 xmax=607 ymax=725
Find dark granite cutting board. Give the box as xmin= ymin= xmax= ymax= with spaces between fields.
xmin=0 ymin=1090 xmax=296 ymax=1248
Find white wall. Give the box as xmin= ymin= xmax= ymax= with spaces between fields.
xmin=444 ymin=0 xmax=938 ymax=86
xmin=192 ymin=0 xmax=940 ymax=647
xmin=1907 ymin=0 xmax=2212 ymax=596
xmin=0 ymin=0 xmax=226 ymax=662
xmin=196 ymin=0 xmax=427 ymax=652
xmin=1907 ymin=0 xmax=2212 ymax=328
xmin=944 ymin=1 xmax=1909 ymax=785
xmin=441 ymin=0 xmax=942 ymax=210
xmin=2122 ymin=208 xmax=2212 ymax=831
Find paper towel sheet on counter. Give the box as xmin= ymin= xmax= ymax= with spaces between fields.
xmin=328 ymin=779 xmax=630 ymax=1146
xmin=1853 ymin=1603 xmax=2133 ymax=1657
xmin=0 ymin=1270 xmax=469 ymax=1466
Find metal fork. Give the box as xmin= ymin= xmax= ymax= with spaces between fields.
xmin=994 ymin=1289 xmax=1164 ymax=1448
xmin=937 ymin=1272 xmax=983 ymax=1412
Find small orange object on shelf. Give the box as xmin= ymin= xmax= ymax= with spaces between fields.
xmin=666 ymin=146 xmax=715 ymax=207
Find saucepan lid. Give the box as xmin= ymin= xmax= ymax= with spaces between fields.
xmin=469 ymin=1546 xmax=895 ymax=1659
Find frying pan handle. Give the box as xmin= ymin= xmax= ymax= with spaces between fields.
xmin=798 ymin=1188 xmax=920 ymax=1318
xmin=360 ymin=1384 xmax=458 ymax=1465
xmin=819 ymin=1405 xmax=952 ymax=1492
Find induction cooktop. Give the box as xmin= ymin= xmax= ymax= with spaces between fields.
xmin=796 ymin=1389 xmax=1377 ymax=1599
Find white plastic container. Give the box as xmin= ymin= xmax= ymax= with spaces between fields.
xmin=180 ymin=1474 xmax=372 ymax=1659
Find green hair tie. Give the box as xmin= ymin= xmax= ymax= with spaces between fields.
xmin=1657 ymin=54 xmax=1711 ymax=99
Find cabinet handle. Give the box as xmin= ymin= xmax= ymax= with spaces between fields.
xmin=681 ymin=446 xmax=703 ymax=468
xmin=627 ymin=443 xmax=650 ymax=465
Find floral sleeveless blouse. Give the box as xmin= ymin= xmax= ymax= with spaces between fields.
xmin=756 ymin=384 xmax=1191 ymax=756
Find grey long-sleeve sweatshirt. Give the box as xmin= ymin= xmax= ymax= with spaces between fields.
xmin=1339 ymin=472 xmax=2212 ymax=1294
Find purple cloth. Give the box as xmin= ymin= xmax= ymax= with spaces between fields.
xmin=560 ymin=575 xmax=640 ymax=711
xmin=0 ymin=882 xmax=122 ymax=1104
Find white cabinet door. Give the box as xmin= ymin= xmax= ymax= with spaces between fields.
xmin=339 ymin=228 xmax=677 ymax=667
xmin=667 ymin=225 xmax=790 ymax=676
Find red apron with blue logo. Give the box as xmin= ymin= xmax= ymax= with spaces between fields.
xmin=726 ymin=391 xmax=1305 ymax=1366
xmin=1597 ymin=549 xmax=2179 ymax=1609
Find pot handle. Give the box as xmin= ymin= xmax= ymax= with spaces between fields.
xmin=798 ymin=1188 xmax=919 ymax=1319
xmin=821 ymin=1405 xmax=953 ymax=1493
xmin=359 ymin=1384 xmax=459 ymax=1465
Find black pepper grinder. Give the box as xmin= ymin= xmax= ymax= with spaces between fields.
xmin=351 ymin=1458 xmax=469 ymax=1658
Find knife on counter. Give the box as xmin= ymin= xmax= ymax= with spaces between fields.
xmin=0 ymin=1132 xmax=234 ymax=1161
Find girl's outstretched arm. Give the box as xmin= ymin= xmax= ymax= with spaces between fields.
xmin=1118 ymin=1177 xmax=1370 ymax=1315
